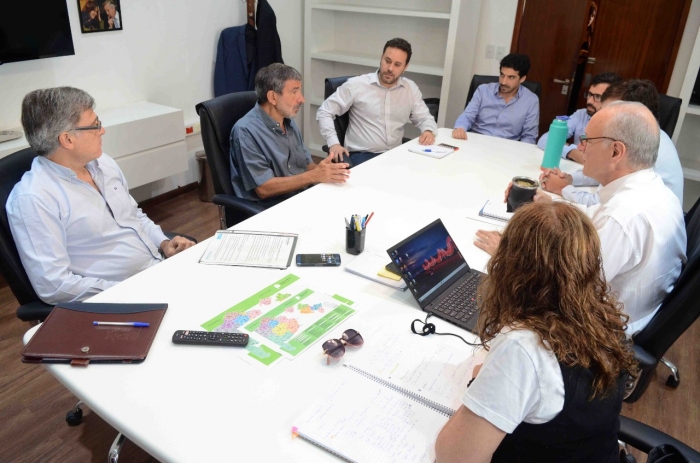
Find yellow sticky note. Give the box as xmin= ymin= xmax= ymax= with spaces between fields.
xmin=377 ymin=268 xmax=401 ymax=281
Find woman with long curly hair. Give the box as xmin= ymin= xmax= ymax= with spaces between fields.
xmin=436 ymin=201 xmax=636 ymax=463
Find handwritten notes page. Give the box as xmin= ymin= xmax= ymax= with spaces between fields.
xmin=345 ymin=330 xmax=481 ymax=414
xmin=293 ymin=372 xmax=448 ymax=463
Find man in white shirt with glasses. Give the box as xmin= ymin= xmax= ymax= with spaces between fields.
xmin=6 ymin=87 xmax=194 ymax=305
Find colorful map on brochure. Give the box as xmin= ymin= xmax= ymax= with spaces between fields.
xmin=200 ymin=274 xmax=356 ymax=366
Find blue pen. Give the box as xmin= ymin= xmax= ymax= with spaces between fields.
xmin=424 ymin=149 xmax=432 ymax=152
xmin=361 ymin=217 xmax=366 ymax=228
xmin=93 ymin=321 xmax=150 ymax=327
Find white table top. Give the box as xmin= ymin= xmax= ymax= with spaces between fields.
xmin=24 ymin=129 xmax=583 ymax=462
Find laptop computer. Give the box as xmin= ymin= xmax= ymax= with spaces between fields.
xmin=386 ymin=219 xmax=485 ymax=334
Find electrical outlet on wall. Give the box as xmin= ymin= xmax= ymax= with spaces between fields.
xmin=485 ymin=44 xmax=495 ymax=59
xmin=496 ymin=46 xmax=506 ymax=60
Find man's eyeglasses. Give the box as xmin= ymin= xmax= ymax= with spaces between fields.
xmin=579 ymin=134 xmax=619 ymax=147
xmin=322 ymin=329 xmax=364 ymax=365
xmin=73 ymin=119 xmax=102 ymax=131
xmin=583 ymin=91 xmax=604 ymax=102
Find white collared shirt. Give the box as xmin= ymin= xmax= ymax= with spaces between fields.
xmin=583 ymin=169 xmax=686 ymax=334
xmin=316 ymin=71 xmax=438 ymax=153
xmin=6 ymin=154 xmax=167 ymax=304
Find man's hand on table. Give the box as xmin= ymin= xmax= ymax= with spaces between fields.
xmin=452 ymin=128 xmax=468 ymax=140
xmin=160 ymin=236 xmax=196 ymax=258
xmin=539 ymin=168 xmax=572 ymax=196
xmin=419 ymin=130 xmax=436 ymax=145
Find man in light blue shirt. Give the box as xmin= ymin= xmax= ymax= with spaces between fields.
xmin=537 ymin=72 xmax=621 ymax=162
xmin=453 ymin=54 xmax=539 ymax=144
xmin=6 ymin=87 xmax=194 ymax=305
xmin=541 ymin=80 xmax=684 ymax=206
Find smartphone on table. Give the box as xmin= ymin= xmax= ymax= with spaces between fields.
xmin=296 ymin=254 xmax=341 ymax=267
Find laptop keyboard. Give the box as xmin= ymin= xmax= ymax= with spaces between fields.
xmin=433 ymin=272 xmax=480 ymax=324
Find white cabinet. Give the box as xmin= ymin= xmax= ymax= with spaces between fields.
xmin=0 ymin=102 xmax=188 ymax=190
xmin=302 ymin=0 xmax=482 ymax=154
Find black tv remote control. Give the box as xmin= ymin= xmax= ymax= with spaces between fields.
xmin=172 ymin=330 xmax=249 ymax=347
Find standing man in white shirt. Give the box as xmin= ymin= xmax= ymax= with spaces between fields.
xmin=475 ymin=102 xmax=686 ymax=334
xmin=316 ymin=38 xmax=438 ymax=167
xmin=6 ymin=87 xmax=194 ymax=305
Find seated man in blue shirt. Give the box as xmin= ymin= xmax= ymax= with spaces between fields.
xmin=537 ymin=72 xmax=621 ymax=163
xmin=6 ymin=87 xmax=195 ymax=305
xmin=230 ymin=63 xmax=350 ymax=206
xmin=540 ymin=79 xmax=684 ymax=207
xmin=453 ymin=54 xmax=539 ymax=144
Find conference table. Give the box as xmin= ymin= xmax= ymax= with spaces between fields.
xmin=25 ymin=128 xmax=582 ymax=462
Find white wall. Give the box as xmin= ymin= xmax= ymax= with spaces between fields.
xmin=0 ymin=0 xmax=302 ymax=201
xmin=471 ymin=0 xmax=519 ymax=76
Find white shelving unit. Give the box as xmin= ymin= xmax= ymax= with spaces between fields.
xmin=674 ymin=24 xmax=700 ymax=210
xmin=303 ymin=0 xmax=482 ymax=156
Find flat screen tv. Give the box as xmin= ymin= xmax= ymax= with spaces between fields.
xmin=0 ymin=1 xmax=75 ymax=65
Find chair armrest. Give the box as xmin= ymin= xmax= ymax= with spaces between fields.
xmin=212 ymin=194 xmax=266 ymax=215
xmin=619 ymin=416 xmax=700 ymax=462
xmin=322 ymin=145 xmax=330 ymax=154
xmin=16 ymin=300 xmax=54 ymax=322
xmin=633 ymin=344 xmax=657 ymax=371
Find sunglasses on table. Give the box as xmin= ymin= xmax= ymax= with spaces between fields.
xmin=322 ymin=329 xmax=364 ymax=365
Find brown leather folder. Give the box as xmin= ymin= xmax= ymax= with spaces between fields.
xmin=22 ymin=302 xmax=168 ymax=367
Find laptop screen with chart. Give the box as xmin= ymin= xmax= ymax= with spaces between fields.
xmin=387 ymin=219 xmax=484 ymax=333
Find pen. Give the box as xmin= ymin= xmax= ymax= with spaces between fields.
xmin=355 ymin=215 xmax=361 ymax=232
xmin=364 ymin=212 xmax=375 ymax=227
xmin=93 ymin=321 xmax=150 ymax=327
xmin=345 ymin=217 xmax=350 ymax=229
xmin=423 ymin=149 xmax=432 ymax=152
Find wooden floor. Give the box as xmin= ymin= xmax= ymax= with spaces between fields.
xmin=0 ymin=189 xmax=698 ymax=462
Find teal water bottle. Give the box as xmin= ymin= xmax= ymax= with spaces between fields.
xmin=541 ymin=116 xmax=569 ymax=169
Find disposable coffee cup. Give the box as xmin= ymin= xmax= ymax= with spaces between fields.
xmin=507 ymin=176 xmax=540 ymax=212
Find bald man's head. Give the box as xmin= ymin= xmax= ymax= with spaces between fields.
xmin=594 ymin=101 xmax=659 ymax=169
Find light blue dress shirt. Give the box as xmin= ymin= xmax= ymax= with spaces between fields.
xmin=454 ymin=82 xmax=540 ymax=144
xmin=6 ymin=154 xmax=166 ymax=305
xmin=562 ymin=130 xmax=684 ymax=206
xmin=537 ymin=108 xmax=591 ymax=158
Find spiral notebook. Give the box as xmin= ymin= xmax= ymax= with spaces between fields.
xmin=293 ymin=330 xmax=481 ymax=462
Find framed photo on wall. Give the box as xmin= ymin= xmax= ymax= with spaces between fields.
xmin=77 ymin=0 xmax=122 ymax=33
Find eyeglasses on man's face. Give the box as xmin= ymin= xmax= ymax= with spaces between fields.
xmin=579 ymin=134 xmax=619 ymax=147
xmin=584 ymin=91 xmax=604 ymax=102
xmin=73 ymin=118 xmax=102 ymax=131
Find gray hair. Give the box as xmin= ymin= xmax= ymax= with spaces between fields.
xmin=254 ymin=63 xmax=302 ymax=104
xmin=603 ymin=101 xmax=659 ymax=169
xmin=21 ymin=87 xmax=95 ymax=157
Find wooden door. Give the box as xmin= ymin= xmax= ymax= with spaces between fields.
xmin=570 ymin=0 xmax=690 ymax=110
xmin=511 ymin=0 xmax=590 ymax=136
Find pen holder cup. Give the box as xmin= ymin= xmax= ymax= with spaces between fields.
xmin=346 ymin=228 xmax=366 ymax=255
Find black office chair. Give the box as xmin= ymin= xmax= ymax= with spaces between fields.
xmin=321 ymin=76 xmax=354 ymax=154
xmin=196 ymin=91 xmax=266 ymax=229
xmin=0 ymin=147 xmax=197 ymax=322
xmin=624 ymin=195 xmax=700 ymax=403
xmin=618 ymin=416 xmax=700 ymax=462
xmin=464 ymin=74 xmax=542 ymax=108
xmin=659 ymin=94 xmax=682 ymax=137
xmin=320 ymin=76 xmax=439 ymax=154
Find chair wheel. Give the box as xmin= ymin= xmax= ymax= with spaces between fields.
xmin=65 ymin=407 xmax=83 ymax=426
xmin=666 ymin=374 xmax=680 ymax=388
